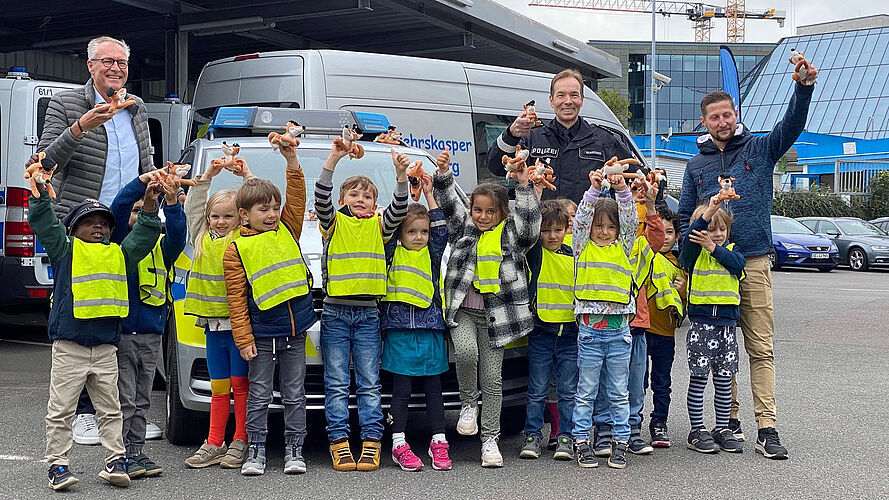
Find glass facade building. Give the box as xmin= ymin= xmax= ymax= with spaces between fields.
xmin=741 ymin=26 xmax=889 ymax=139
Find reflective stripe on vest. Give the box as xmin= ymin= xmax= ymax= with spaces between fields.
xmin=184 ymin=231 xmax=236 ymax=317
xmin=574 ymin=241 xmax=633 ymax=304
xmin=646 ymin=253 xmax=684 ymax=315
xmin=71 ymin=239 xmax=129 ymax=319
xmin=536 ymin=248 xmax=575 ymax=323
xmin=472 ymin=221 xmax=505 ymax=294
xmin=327 ymin=212 xmax=386 ymax=296
xmin=381 ymin=245 xmax=435 ymax=308
xmin=628 ymin=235 xmax=655 ymax=287
xmin=688 ymin=242 xmax=742 ymax=306
xmin=235 ymin=224 xmax=311 ymax=310
xmin=137 ymin=235 xmax=170 ymax=306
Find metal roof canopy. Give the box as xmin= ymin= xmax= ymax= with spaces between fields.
xmin=1 ymin=0 xmax=620 ymax=97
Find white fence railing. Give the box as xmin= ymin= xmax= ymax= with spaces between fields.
xmin=834 ymin=159 xmax=889 ymax=195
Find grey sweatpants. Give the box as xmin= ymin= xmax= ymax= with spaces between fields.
xmin=117 ymin=333 xmax=162 ymax=456
xmin=452 ymin=307 xmax=504 ymax=441
xmin=246 ymin=335 xmax=307 ymax=446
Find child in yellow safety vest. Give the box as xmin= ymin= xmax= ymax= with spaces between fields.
xmin=314 ymin=140 xmax=411 ymax=472
xmin=678 ymin=196 xmax=746 ymax=455
xmin=433 ymin=149 xmax=541 ymax=468
xmin=30 ymin=177 xmax=163 ymax=491
xmin=643 ymin=205 xmax=687 ymax=449
xmin=182 ymin=160 xmax=252 ymax=470
xmin=224 ymin=143 xmax=316 ymax=476
xmin=380 ymin=160 xmax=452 ymax=472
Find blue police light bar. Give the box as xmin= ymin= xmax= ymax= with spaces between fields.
xmin=209 ymin=107 xmax=256 ymax=131
xmin=208 ymin=107 xmax=394 ymax=136
xmin=353 ymin=112 xmax=391 ymax=134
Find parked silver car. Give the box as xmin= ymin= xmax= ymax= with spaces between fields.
xmin=797 ymin=217 xmax=889 ymax=271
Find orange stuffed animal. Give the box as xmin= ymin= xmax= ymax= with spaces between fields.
xmin=717 ymin=174 xmax=740 ymax=201
xmin=788 ymin=49 xmax=817 ymax=85
xmin=159 ymin=161 xmax=197 ymax=187
xmin=102 ymin=87 xmax=136 ymax=111
xmin=374 ymin=126 xmax=404 ymax=145
xmin=24 ymin=151 xmax=57 ymax=199
xmin=210 ymin=141 xmax=248 ymax=174
xmin=268 ymin=121 xmax=304 ymax=151
xmin=530 ymin=158 xmax=556 ymax=191
xmin=521 ymin=100 xmax=543 ymax=126
xmin=501 ymin=145 xmax=530 ymax=179
xmin=334 ymin=126 xmax=365 ymax=159
xmin=406 ymin=160 xmax=426 ymax=202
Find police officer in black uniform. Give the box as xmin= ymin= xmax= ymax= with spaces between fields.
xmin=486 ymin=69 xmax=643 ymax=203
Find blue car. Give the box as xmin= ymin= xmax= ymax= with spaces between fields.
xmin=770 ymin=215 xmax=838 ymax=272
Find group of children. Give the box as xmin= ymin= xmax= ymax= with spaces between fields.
xmin=37 ymin=132 xmax=747 ymax=490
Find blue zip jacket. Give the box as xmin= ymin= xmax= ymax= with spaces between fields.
xmin=110 ymin=176 xmax=187 ymax=335
xmin=380 ymin=208 xmax=448 ymax=332
xmin=525 ymin=240 xmax=579 ymax=336
xmin=679 ymin=216 xmax=746 ymax=326
xmin=679 ymin=82 xmax=814 ymax=258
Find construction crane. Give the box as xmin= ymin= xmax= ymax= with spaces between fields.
xmin=528 ymin=0 xmax=786 ymax=42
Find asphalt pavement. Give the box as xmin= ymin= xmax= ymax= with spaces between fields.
xmin=1 ymin=267 xmax=888 ymax=499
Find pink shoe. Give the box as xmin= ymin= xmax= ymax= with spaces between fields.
xmin=428 ymin=441 xmax=452 ymax=471
xmin=392 ymin=443 xmax=423 ymax=472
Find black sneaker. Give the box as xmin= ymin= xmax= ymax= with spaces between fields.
xmin=628 ymin=427 xmax=654 ymax=455
xmin=650 ymin=421 xmax=671 ymax=448
xmin=547 ymin=436 xmax=558 ymax=450
xmin=687 ymin=429 xmax=719 ymax=454
xmin=755 ymin=427 xmax=788 ymax=460
xmin=98 ymin=458 xmax=131 ymax=487
xmin=593 ymin=424 xmax=612 ymax=457
xmin=575 ymin=441 xmax=598 ymax=468
xmin=607 ymin=440 xmax=628 ymax=469
xmin=130 ymin=453 xmax=164 ymax=477
xmin=553 ymin=435 xmax=574 ymax=460
xmin=713 ymin=428 xmax=743 ymax=453
xmin=48 ymin=465 xmax=79 ymax=491
xmin=728 ymin=418 xmax=745 ymax=442
xmin=519 ymin=434 xmax=543 ymax=459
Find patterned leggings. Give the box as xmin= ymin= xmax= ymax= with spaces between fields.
xmin=451 ymin=307 xmax=504 ymax=442
xmin=687 ymin=374 xmax=732 ymax=431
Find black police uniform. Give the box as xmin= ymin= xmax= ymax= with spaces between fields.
xmin=486 ymin=118 xmax=639 ymax=203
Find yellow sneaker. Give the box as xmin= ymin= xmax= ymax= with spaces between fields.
xmin=356 ymin=438 xmax=382 ymax=472
xmin=329 ymin=438 xmax=357 ymax=471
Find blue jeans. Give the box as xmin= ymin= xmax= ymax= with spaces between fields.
xmin=644 ymin=331 xmax=675 ymax=423
xmin=524 ymin=326 xmax=578 ymax=438
xmin=572 ymin=324 xmax=632 ymax=441
xmin=593 ymin=328 xmax=647 ymax=431
xmin=320 ymin=304 xmax=384 ymax=441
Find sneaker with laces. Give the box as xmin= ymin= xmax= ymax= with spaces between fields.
xmin=221 ymin=439 xmax=248 ymax=469
xmin=755 ymin=427 xmax=788 ymax=460
xmin=241 ymin=444 xmax=267 ymax=475
xmin=48 ymin=465 xmax=79 ymax=491
xmin=593 ymin=425 xmax=612 ymax=457
xmin=481 ymin=437 xmax=503 ymax=468
xmin=687 ymin=429 xmax=719 ymax=454
xmin=72 ymin=414 xmax=100 ymax=446
xmin=357 ymin=438 xmax=382 ymax=472
xmin=728 ymin=418 xmax=745 ymax=442
xmin=553 ymin=434 xmax=574 ymax=460
xmin=608 ymin=440 xmax=628 ymax=469
xmin=519 ymin=434 xmax=542 ymax=459
xmin=145 ymin=422 xmax=163 ymax=440
xmin=457 ymin=404 xmax=479 ymax=436
xmin=428 ymin=441 xmax=452 ymax=471
xmin=392 ymin=443 xmax=423 ymax=471
xmin=713 ymin=428 xmax=743 ymax=453
xmin=329 ymin=438 xmax=357 ymax=471
xmin=184 ymin=440 xmax=228 ymax=468
xmin=628 ymin=427 xmax=654 ymax=455
xmin=284 ymin=444 xmax=307 ymax=474
xmin=98 ymin=458 xmax=131 ymax=487
xmin=650 ymin=421 xmax=671 ymax=448
xmin=575 ymin=441 xmax=598 ymax=468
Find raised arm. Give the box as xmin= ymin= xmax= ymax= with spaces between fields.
xmin=280 ymin=147 xmax=307 ymax=239
xmin=754 ymin=81 xmax=815 ymax=170
xmin=381 ymin=149 xmax=410 ymax=243
xmin=314 ymin=141 xmax=351 ymax=237
xmin=512 ymin=183 xmax=542 ymax=254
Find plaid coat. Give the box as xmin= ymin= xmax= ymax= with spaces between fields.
xmin=433 ymin=171 xmax=541 ymax=348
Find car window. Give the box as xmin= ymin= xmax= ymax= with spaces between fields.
xmin=771 ymin=217 xmax=813 ymax=234
xmin=799 ymin=220 xmax=818 ymax=232
xmin=835 ymin=219 xmax=888 ymax=236
xmin=819 ymin=221 xmax=840 ymax=234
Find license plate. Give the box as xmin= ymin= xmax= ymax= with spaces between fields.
xmin=812 ymin=253 xmax=828 ymax=259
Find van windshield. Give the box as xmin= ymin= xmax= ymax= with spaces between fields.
xmin=201 ymin=144 xmax=430 ymax=216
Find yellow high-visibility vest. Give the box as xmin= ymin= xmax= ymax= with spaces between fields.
xmin=574 ymin=241 xmax=633 ymax=304
xmin=327 ymin=212 xmax=386 ymax=297
xmin=381 ymin=245 xmax=435 ymax=308
xmin=472 ymin=221 xmax=505 ymax=294
xmin=628 ymin=235 xmax=656 ymax=287
xmin=536 ymin=248 xmax=575 ymax=322
xmin=234 ymin=224 xmax=311 ymax=310
xmin=71 ymin=239 xmax=128 ymax=319
xmin=184 ymin=231 xmax=236 ymax=317
xmin=137 ymin=235 xmax=171 ymax=307
xmin=688 ymin=243 xmax=743 ymax=306
xmin=646 ymin=253 xmax=684 ymax=316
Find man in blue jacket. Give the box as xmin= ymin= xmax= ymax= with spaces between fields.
xmin=678 ymin=62 xmax=818 ymax=460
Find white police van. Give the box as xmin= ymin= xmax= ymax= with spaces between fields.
xmin=0 ymin=67 xmax=79 ymax=307
xmin=165 ymin=106 xmax=530 ymax=444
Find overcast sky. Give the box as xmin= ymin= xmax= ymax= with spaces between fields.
xmin=495 ymin=0 xmax=887 ymax=43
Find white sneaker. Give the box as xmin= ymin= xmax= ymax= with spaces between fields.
xmin=481 ymin=437 xmax=503 ymax=468
xmin=456 ymin=404 xmax=479 ymax=436
xmin=72 ymin=414 xmax=100 ymax=445
xmin=145 ymin=422 xmax=163 ymax=440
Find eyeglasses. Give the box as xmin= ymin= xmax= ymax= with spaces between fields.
xmin=90 ymin=58 xmax=128 ymax=69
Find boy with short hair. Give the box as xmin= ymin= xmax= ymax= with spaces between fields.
xmin=643 ymin=205 xmax=687 ymax=447
xmin=520 ymin=199 xmax=579 ymax=462
xmin=31 ymin=176 xmax=164 ymax=491
xmin=314 ymin=143 xmax=410 ymax=472
xmin=223 ymin=144 xmax=316 ymax=476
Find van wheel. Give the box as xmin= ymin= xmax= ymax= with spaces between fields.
xmin=165 ymin=333 xmax=207 ymax=446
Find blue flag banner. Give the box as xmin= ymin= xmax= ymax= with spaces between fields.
xmin=720 ymin=45 xmax=741 ymax=121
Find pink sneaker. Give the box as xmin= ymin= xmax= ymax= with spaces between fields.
xmin=392 ymin=443 xmax=423 ymax=472
xmin=428 ymin=441 xmax=452 ymax=471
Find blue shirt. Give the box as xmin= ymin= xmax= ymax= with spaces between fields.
xmin=95 ymin=87 xmax=139 ymax=207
